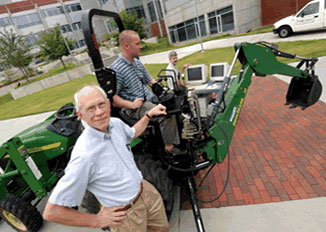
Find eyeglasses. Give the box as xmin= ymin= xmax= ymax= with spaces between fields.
xmin=83 ymin=102 xmax=109 ymax=115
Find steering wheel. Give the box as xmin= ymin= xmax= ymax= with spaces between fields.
xmin=54 ymin=105 xmax=77 ymax=120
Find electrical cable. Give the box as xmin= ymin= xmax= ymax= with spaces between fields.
xmin=192 ymin=118 xmax=231 ymax=203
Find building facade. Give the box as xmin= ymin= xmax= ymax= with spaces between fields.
xmin=0 ymin=0 xmax=85 ymax=50
xmin=85 ymin=0 xmax=156 ymax=38
xmin=0 ymin=0 xmax=309 ymax=51
xmin=161 ymin=0 xmax=261 ymax=44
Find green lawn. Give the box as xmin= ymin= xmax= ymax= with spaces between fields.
xmin=0 ymin=74 xmax=96 ymax=120
xmin=1 ymin=38 xmax=325 ymax=120
xmin=140 ymin=25 xmax=273 ymax=56
xmin=145 ymin=39 xmax=326 ymax=79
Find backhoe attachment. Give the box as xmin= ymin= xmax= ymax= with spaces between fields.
xmin=236 ymin=41 xmax=322 ymax=110
xmin=286 ymin=72 xmax=322 ymax=109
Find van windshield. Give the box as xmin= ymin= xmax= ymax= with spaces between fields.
xmin=297 ymin=2 xmax=320 ymax=17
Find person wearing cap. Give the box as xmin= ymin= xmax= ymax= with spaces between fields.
xmin=43 ymin=85 xmax=169 ymax=231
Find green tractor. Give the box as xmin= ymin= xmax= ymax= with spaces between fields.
xmin=0 ymin=9 xmax=322 ymax=232
xmin=0 ymin=104 xmax=81 ymax=231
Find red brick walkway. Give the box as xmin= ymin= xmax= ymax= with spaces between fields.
xmin=181 ymin=76 xmax=326 ymax=209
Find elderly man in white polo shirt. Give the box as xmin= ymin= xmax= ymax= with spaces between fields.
xmin=43 ymin=85 xmax=169 ymax=231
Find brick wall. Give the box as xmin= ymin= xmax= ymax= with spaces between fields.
xmin=0 ymin=0 xmax=74 ymax=14
xmin=261 ymin=0 xmax=312 ymax=25
xmin=161 ymin=19 xmax=167 ymax=36
xmin=150 ymin=21 xmax=160 ymax=37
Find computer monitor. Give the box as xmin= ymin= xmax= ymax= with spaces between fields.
xmin=185 ymin=64 xmax=208 ymax=86
xmin=210 ymin=62 xmax=230 ymax=81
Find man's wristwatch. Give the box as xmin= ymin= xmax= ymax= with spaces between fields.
xmin=146 ymin=112 xmax=152 ymax=119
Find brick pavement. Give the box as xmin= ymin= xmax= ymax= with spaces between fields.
xmin=181 ymin=76 xmax=326 ymax=210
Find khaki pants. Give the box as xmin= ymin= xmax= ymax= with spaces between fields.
xmin=110 ymin=180 xmax=169 ymax=232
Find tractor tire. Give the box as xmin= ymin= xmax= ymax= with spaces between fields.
xmin=134 ymin=155 xmax=175 ymax=220
xmin=278 ymin=26 xmax=292 ymax=38
xmin=0 ymin=195 xmax=43 ymax=232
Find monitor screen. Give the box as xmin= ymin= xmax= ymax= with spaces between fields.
xmin=210 ymin=62 xmax=229 ymax=81
xmin=185 ymin=64 xmax=208 ymax=86
xmin=211 ymin=65 xmax=224 ymax=77
xmin=187 ymin=67 xmax=203 ymax=81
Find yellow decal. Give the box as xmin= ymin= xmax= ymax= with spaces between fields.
xmin=42 ymin=142 xmax=61 ymax=150
xmin=233 ymin=98 xmax=244 ymax=126
xmin=27 ymin=147 xmax=42 ymax=153
xmin=27 ymin=142 xmax=61 ymax=154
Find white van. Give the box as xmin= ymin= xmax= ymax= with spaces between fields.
xmin=273 ymin=0 xmax=326 ymax=38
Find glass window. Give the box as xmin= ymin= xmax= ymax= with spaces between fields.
xmin=199 ymin=21 xmax=206 ymax=36
xmin=176 ymin=22 xmax=184 ymax=28
xmin=99 ymin=0 xmax=108 ymax=6
xmin=79 ymin=39 xmax=86 ymax=47
xmin=208 ymin=6 xmax=234 ymax=34
xmin=42 ymin=7 xmax=62 ymax=18
xmin=70 ymin=3 xmax=82 ymax=12
xmin=177 ymin=27 xmax=186 ymax=42
xmin=221 ymin=12 xmax=234 ymax=31
xmin=72 ymin=22 xmax=81 ymax=30
xmin=208 ymin=12 xmax=216 ymax=18
xmin=157 ymin=0 xmax=163 ymax=19
xmin=169 ymin=30 xmax=176 ymax=43
xmin=13 ymin=13 xmax=42 ymax=29
xmin=58 ymin=6 xmax=64 ymax=14
xmin=209 ymin=17 xmax=217 ymax=34
xmin=298 ymin=2 xmax=319 ymax=17
xmin=60 ymin=24 xmax=72 ymax=33
xmin=185 ymin=19 xmax=194 ymax=25
xmin=148 ymin=1 xmax=157 ymax=22
xmin=0 ymin=17 xmax=13 ymax=28
xmin=168 ymin=15 xmax=206 ymax=43
xmin=126 ymin=6 xmax=146 ymax=19
xmin=186 ymin=24 xmax=196 ymax=40
xmin=24 ymin=33 xmax=39 ymax=46
xmin=216 ymin=6 xmax=232 ymax=15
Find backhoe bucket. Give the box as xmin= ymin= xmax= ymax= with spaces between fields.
xmin=286 ymin=76 xmax=322 ymax=109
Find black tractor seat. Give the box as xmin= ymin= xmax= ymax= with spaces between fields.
xmin=118 ymin=108 xmax=138 ymax=126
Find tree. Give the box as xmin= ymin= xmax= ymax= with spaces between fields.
xmin=120 ymin=10 xmax=146 ymax=39
xmin=0 ymin=28 xmax=32 ymax=81
xmin=38 ymin=25 xmax=74 ymax=68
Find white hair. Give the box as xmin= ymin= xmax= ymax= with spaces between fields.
xmin=168 ymin=50 xmax=177 ymax=60
xmin=74 ymin=85 xmax=107 ymax=111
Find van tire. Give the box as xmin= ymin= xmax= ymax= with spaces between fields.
xmin=278 ymin=26 xmax=292 ymax=38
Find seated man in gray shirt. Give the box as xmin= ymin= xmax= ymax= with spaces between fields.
xmin=43 ymin=85 xmax=169 ymax=231
xmin=111 ymin=30 xmax=185 ymax=156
